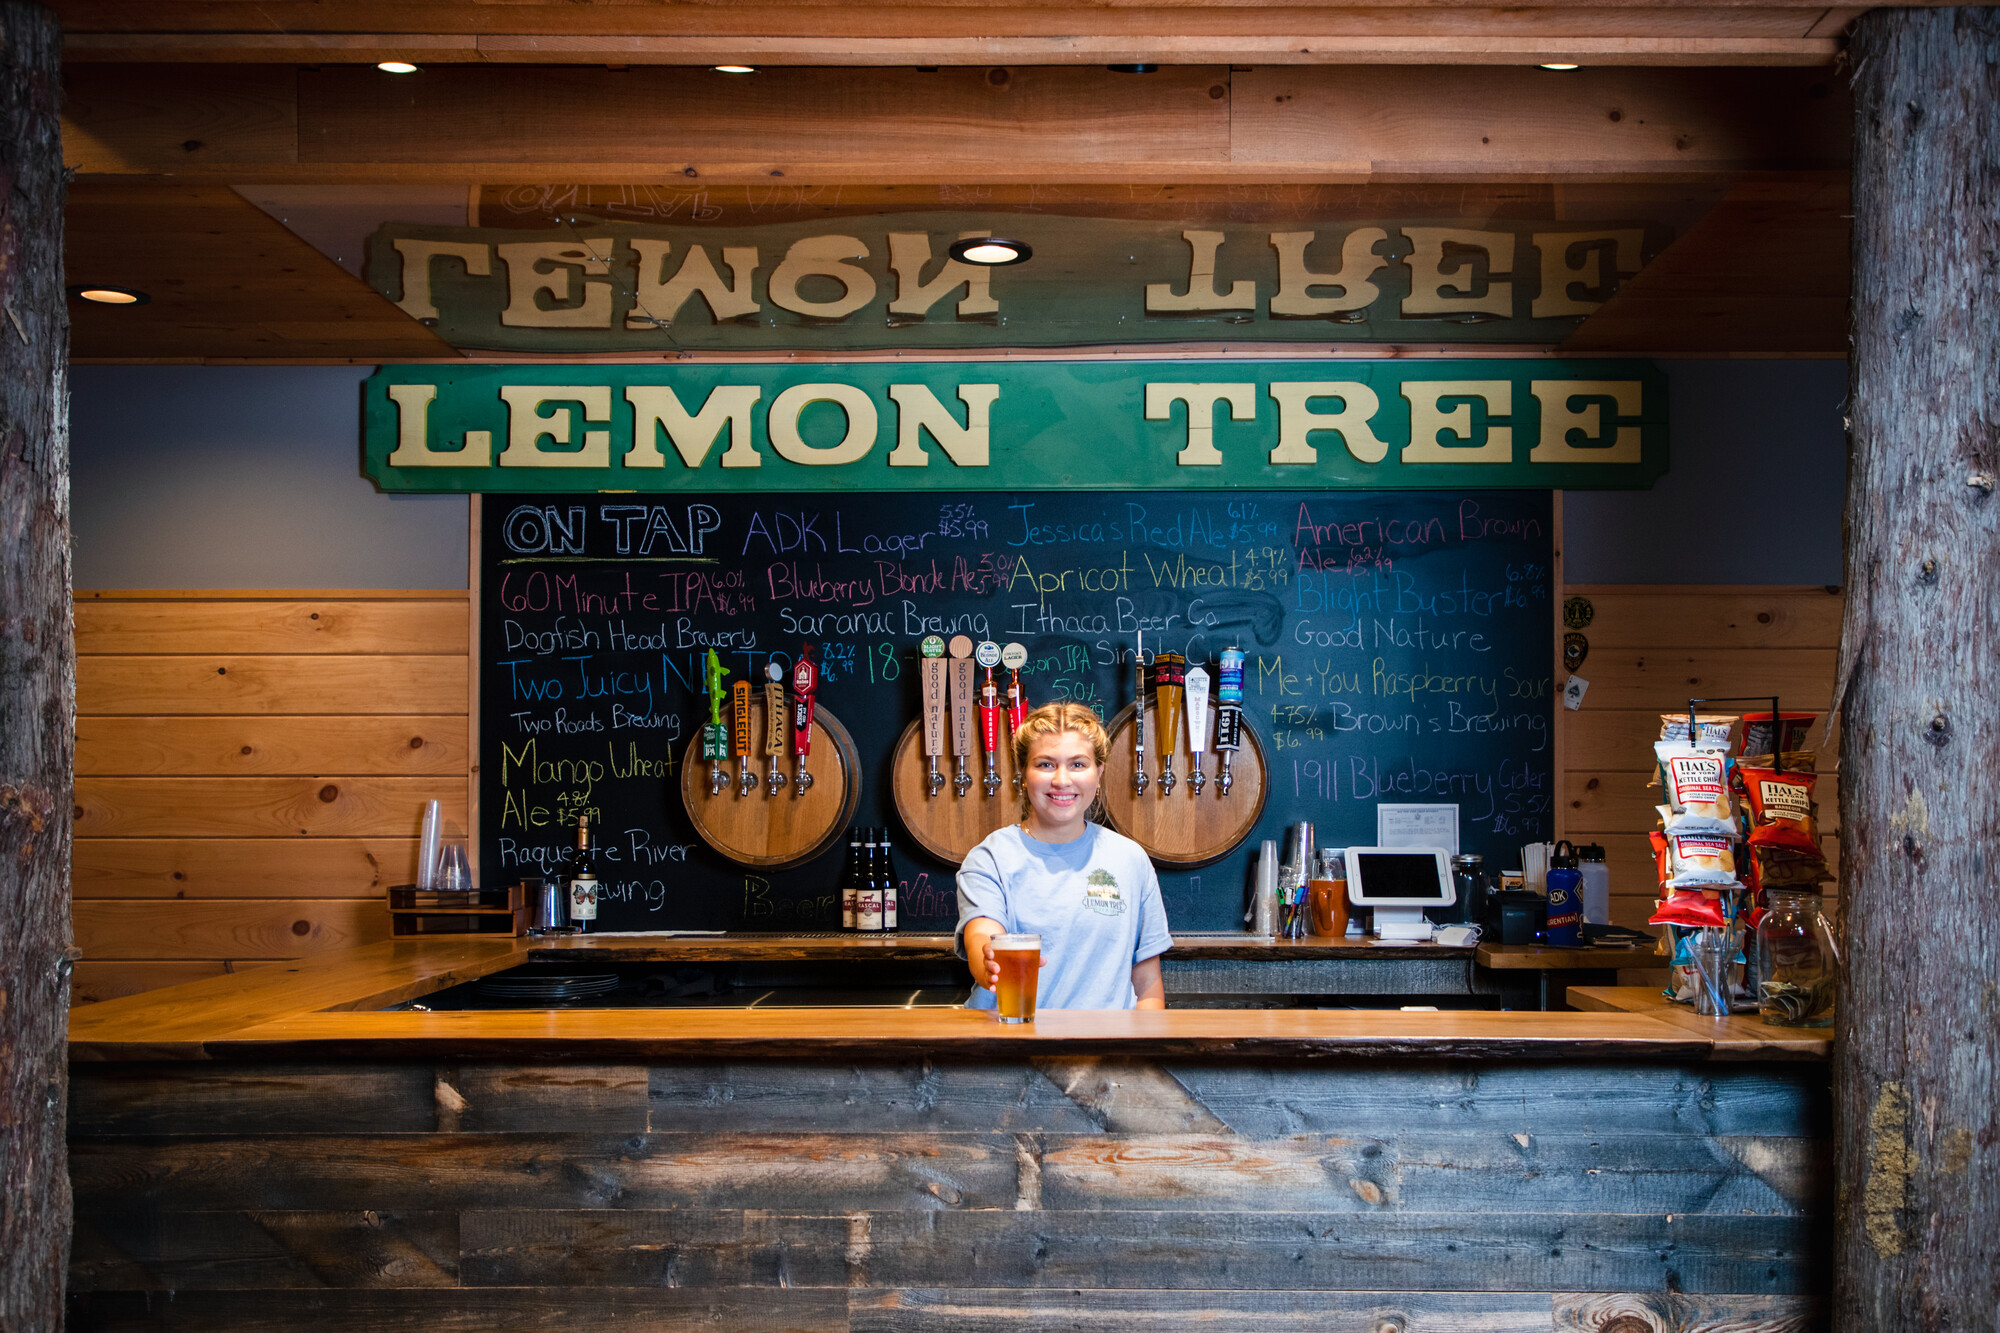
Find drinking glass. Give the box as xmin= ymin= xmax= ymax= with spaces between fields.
xmin=992 ymin=933 xmax=1042 ymax=1023
xmin=1308 ymin=849 xmax=1349 ymax=938
xmin=1691 ymin=927 xmax=1734 ymax=1017
xmin=434 ymin=842 xmax=471 ymax=895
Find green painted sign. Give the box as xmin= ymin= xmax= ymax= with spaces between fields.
xmin=367 ymin=212 xmax=1661 ymax=353
xmin=362 ymin=359 xmax=1667 ymax=493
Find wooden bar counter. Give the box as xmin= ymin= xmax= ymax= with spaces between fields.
xmin=67 ymin=941 xmax=1829 ymax=1332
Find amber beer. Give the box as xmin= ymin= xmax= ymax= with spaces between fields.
xmin=991 ymin=933 xmax=1042 ymax=1024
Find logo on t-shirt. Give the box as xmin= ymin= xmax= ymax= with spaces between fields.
xmin=1083 ymin=868 xmax=1127 ymax=916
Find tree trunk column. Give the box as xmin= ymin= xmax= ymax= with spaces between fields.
xmin=0 ymin=3 xmax=70 ymax=1330
xmin=1839 ymin=9 xmax=2000 ymax=1329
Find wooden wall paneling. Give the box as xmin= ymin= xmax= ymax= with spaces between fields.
xmin=77 ymin=655 xmax=468 ymax=715
xmin=1562 ymin=174 xmax=1851 ymax=356
xmin=73 ymin=593 xmax=471 ymax=1000
xmin=1554 ymin=648 xmax=1836 ymax=711
xmin=72 ymin=899 xmax=397 ymax=961
xmin=73 ymin=838 xmax=426 ymax=899
xmin=1559 ymin=587 xmax=1841 ymax=940
xmin=62 ymin=64 xmax=1849 ymax=184
xmin=1569 ymin=585 xmax=1843 ymax=651
xmin=76 ymin=716 xmax=468 ymax=777
xmin=74 ymin=596 xmax=469 ymax=655
xmin=75 ymin=776 xmax=463 ymax=839
xmin=62 ymin=181 xmax=456 ymax=360
xmin=49 ymin=3 xmax=1853 ymax=67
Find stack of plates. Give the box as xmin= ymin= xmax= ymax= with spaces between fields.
xmin=475 ymin=972 xmax=621 ymax=1003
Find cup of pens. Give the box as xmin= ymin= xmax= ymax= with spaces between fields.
xmin=1278 ymin=821 xmax=1314 ymax=940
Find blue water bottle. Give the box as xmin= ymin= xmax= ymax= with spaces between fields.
xmin=1544 ymin=840 xmax=1583 ymax=947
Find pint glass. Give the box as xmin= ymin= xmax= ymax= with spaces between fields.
xmin=992 ymin=933 xmax=1042 ymax=1023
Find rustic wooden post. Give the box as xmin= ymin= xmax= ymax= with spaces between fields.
xmin=0 ymin=4 xmax=72 ymax=1330
xmin=1838 ymin=8 xmax=2000 ymax=1329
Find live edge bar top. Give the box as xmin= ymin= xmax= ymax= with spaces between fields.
xmin=66 ymin=937 xmax=1831 ymax=1065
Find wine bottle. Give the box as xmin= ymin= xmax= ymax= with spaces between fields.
xmin=839 ymin=826 xmax=861 ymax=931
xmin=879 ymin=827 xmax=899 ymax=932
xmin=857 ymin=827 xmax=885 ymax=931
xmin=567 ymin=814 xmax=598 ymax=933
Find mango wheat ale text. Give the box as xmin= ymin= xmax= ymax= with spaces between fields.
xmin=992 ymin=933 xmax=1042 ymax=1023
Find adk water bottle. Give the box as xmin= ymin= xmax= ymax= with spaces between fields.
xmin=1544 ymin=839 xmax=1583 ymax=947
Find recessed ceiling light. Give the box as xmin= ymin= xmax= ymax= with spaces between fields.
xmin=948 ymin=237 xmax=1033 ymax=266
xmin=377 ymin=60 xmax=420 ymax=74
xmin=68 ymin=286 xmax=150 ymax=306
xmin=1539 ymin=62 xmax=1580 ymax=70
xmin=713 ymin=64 xmax=757 ymax=74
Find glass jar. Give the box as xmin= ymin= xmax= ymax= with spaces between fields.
xmin=1755 ymin=889 xmax=1836 ymax=1028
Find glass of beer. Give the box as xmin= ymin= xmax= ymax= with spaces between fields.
xmin=992 ymin=933 xmax=1042 ymax=1023
xmin=1308 ymin=849 xmax=1349 ymax=938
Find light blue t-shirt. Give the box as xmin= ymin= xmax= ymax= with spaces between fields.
xmin=955 ymin=822 xmax=1173 ymax=1011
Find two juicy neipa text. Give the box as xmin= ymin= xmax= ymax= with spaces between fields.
xmin=993 ymin=933 xmax=1042 ymax=1023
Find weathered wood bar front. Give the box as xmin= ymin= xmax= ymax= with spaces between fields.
xmin=68 ymin=941 xmax=1828 ymax=1331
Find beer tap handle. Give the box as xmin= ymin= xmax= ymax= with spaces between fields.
xmin=1132 ymin=633 xmax=1149 ymax=796
xmin=1001 ymin=643 xmax=1029 ymax=792
xmin=1154 ymin=653 xmax=1184 ymax=795
xmin=1185 ymin=664 xmax=1211 ymax=795
xmin=948 ymin=635 xmax=976 ymax=798
xmin=976 ymin=642 xmax=1003 ymax=798
xmin=790 ymin=648 xmax=818 ymax=797
xmin=919 ymin=635 xmax=947 ymax=798
xmin=763 ymin=663 xmax=787 ymax=796
xmin=703 ymin=649 xmax=732 ymax=796
xmin=731 ymin=679 xmax=756 ymax=797
xmin=1215 ymin=647 xmax=1245 ymax=797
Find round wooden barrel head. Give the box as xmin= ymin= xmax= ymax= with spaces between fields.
xmin=1099 ymin=701 xmax=1268 ymax=867
xmin=889 ymin=720 xmax=1022 ymax=865
xmin=680 ymin=702 xmax=860 ymax=869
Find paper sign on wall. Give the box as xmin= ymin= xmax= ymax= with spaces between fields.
xmin=1377 ymin=804 xmax=1460 ymax=856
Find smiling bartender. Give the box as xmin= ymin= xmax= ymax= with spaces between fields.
xmin=957 ymin=703 xmax=1173 ymax=1010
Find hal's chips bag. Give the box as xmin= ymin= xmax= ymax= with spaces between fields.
xmin=1654 ymin=742 xmax=1735 ymax=831
xmin=1739 ymin=765 xmax=1820 ymax=854
xmin=1664 ymin=829 xmax=1739 ymax=887
xmin=1659 ymin=713 xmax=1738 ymax=749
xmin=1651 ymin=889 xmax=1730 ymax=929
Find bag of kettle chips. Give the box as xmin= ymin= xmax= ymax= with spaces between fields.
xmin=1654 ymin=742 xmax=1735 ymax=831
xmin=1734 ymin=751 xmax=1818 ymax=777
xmin=1659 ymin=713 xmax=1739 ymax=749
xmin=1649 ymin=829 xmax=1671 ymax=885
xmin=1651 ymin=888 xmax=1730 ymax=929
xmin=1650 ymin=715 xmax=1739 ymax=787
xmin=1742 ymin=711 xmax=1817 ymax=756
xmin=1664 ymin=829 xmax=1739 ymax=886
xmin=1739 ymin=765 xmax=1821 ymax=854
xmin=1745 ymin=843 xmax=1832 ymax=891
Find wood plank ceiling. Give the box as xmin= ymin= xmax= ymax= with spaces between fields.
xmin=53 ymin=2 xmax=1874 ymax=361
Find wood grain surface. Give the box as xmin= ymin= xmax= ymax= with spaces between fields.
xmin=73 ymin=592 xmax=473 ymax=1003
xmin=888 ymin=719 xmax=1022 ymax=865
xmin=73 ymin=597 xmax=468 ymax=655
xmin=78 ymin=655 xmax=467 ymax=716
xmin=679 ymin=701 xmax=860 ymax=869
xmin=1099 ymin=701 xmax=1269 ymax=867
xmin=77 ymin=716 xmax=468 ymax=777
xmin=65 ymin=1039 xmax=1830 ymax=1331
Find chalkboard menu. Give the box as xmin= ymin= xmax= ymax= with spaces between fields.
xmin=480 ymin=489 xmax=1555 ymax=931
